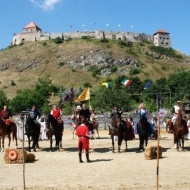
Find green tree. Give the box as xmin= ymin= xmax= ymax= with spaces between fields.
xmin=0 ymin=90 xmax=9 ymax=109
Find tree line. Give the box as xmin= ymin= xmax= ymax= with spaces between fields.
xmin=0 ymin=70 xmax=189 ymax=115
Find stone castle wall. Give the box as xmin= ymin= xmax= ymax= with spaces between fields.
xmin=12 ymin=30 xmax=154 ymax=45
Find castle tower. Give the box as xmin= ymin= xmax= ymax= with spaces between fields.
xmin=23 ymin=21 xmax=42 ymax=33
xmin=12 ymin=21 xmax=42 ymax=45
xmin=153 ymin=29 xmax=171 ymax=48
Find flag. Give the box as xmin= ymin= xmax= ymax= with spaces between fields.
xmin=143 ymin=80 xmax=152 ymax=90
xmin=101 ymin=82 xmax=111 ymax=88
xmin=62 ymin=87 xmax=74 ymax=103
xmin=121 ymin=79 xmax=132 ymax=87
xmin=159 ymin=109 xmax=168 ymax=122
xmin=74 ymin=88 xmax=90 ymax=103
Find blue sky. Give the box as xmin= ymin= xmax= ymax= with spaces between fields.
xmin=0 ymin=0 xmax=190 ymax=56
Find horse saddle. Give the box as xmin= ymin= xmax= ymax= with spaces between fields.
xmin=3 ymin=119 xmax=11 ymax=126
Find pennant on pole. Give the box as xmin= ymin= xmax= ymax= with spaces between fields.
xmin=74 ymin=88 xmax=90 ymax=103
xmin=121 ymin=79 xmax=132 ymax=87
xmin=143 ymin=80 xmax=152 ymax=90
xmin=62 ymin=87 xmax=74 ymax=103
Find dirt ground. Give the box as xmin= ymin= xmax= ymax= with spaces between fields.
xmin=0 ymin=129 xmax=190 ymax=190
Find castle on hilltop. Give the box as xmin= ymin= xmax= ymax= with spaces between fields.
xmin=12 ymin=22 xmax=171 ymax=48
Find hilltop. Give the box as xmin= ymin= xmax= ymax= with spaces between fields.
xmin=0 ymin=38 xmax=190 ymax=99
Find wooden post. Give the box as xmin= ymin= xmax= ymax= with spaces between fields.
xmin=156 ymin=112 xmax=160 ymax=190
xmin=21 ymin=114 xmax=26 ymax=190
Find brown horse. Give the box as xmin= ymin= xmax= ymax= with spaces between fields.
xmin=72 ymin=115 xmax=98 ymax=139
xmin=91 ymin=119 xmax=99 ymax=139
xmin=173 ymin=110 xmax=187 ymax=151
xmin=109 ymin=114 xmax=128 ymax=153
xmin=0 ymin=118 xmax=18 ymax=152
xmin=45 ymin=114 xmax=64 ymax=151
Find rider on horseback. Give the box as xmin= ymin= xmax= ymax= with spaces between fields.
xmin=79 ymin=103 xmax=91 ymax=121
xmin=0 ymin=105 xmax=12 ymax=131
xmin=135 ymin=103 xmax=149 ymax=134
xmin=90 ymin=109 xmax=97 ymax=122
xmin=111 ymin=105 xmax=123 ymax=118
xmin=171 ymin=101 xmax=188 ymax=134
xmin=50 ymin=104 xmax=63 ymax=124
xmin=30 ymin=105 xmax=40 ymax=123
xmin=172 ymin=101 xmax=182 ymax=125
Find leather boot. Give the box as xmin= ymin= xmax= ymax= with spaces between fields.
xmin=86 ymin=152 xmax=91 ymax=163
xmin=79 ymin=152 xmax=83 ymax=163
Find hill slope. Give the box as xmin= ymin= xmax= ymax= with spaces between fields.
xmin=0 ymin=39 xmax=190 ymax=99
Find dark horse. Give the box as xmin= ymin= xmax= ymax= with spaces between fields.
xmin=173 ymin=110 xmax=187 ymax=151
xmin=45 ymin=114 xmax=64 ymax=151
xmin=0 ymin=118 xmax=18 ymax=152
xmin=109 ymin=114 xmax=128 ymax=153
xmin=73 ymin=115 xmax=94 ymax=139
xmin=138 ymin=114 xmax=151 ymax=151
xmin=24 ymin=113 xmax=41 ymax=152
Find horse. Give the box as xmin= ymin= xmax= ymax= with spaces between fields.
xmin=166 ymin=117 xmax=173 ymax=133
xmin=69 ymin=115 xmax=79 ymax=139
xmin=91 ymin=118 xmax=99 ymax=139
xmin=71 ymin=114 xmax=96 ymax=139
xmin=45 ymin=114 xmax=64 ymax=151
xmin=173 ymin=110 xmax=187 ymax=151
xmin=24 ymin=113 xmax=41 ymax=152
xmin=138 ymin=114 xmax=151 ymax=151
xmin=109 ymin=114 xmax=128 ymax=153
xmin=0 ymin=118 xmax=18 ymax=152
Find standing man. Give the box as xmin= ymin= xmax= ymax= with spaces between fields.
xmin=76 ymin=115 xmax=91 ymax=163
xmin=79 ymin=103 xmax=91 ymax=121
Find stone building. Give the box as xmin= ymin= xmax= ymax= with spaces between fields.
xmin=12 ymin=21 xmax=171 ymax=48
xmin=153 ymin=29 xmax=171 ymax=47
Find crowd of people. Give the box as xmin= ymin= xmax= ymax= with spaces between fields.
xmin=0 ymin=100 xmax=190 ymax=163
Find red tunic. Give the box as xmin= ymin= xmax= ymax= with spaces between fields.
xmin=0 ymin=110 xmax=11 ymax=125
xmin=76 ymin=124 xmax=89 ymax=150
xmin=0 ymin=110 xmax=7 ymax=119
xmin=52 ymin=109 xmax=61 ymax=119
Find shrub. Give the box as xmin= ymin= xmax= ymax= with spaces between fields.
xmin=11 ymin=80 xmax=16 ymax=86
xmin=129 ymin=68 xmax=141 ymax=75
xmin=42 ymin=42 xmax=47 ymax=46
xmin=52 ymin=37 xmax=63 ymax=44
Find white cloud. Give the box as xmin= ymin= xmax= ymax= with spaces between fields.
xmin=30 ymin=0 xmax=62 ymax=11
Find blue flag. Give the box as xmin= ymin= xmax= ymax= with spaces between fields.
xmin=101 ymin=82 xmax=111 ymax=88
xmin=143 ymin=80 xmax=152 ymax=90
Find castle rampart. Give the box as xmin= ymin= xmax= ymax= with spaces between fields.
xmin=12 ymin=22 xmax=168 ymax=47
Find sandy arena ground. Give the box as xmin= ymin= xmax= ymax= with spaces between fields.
xmin=0 ymin=129 xmax=190 ymax=190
